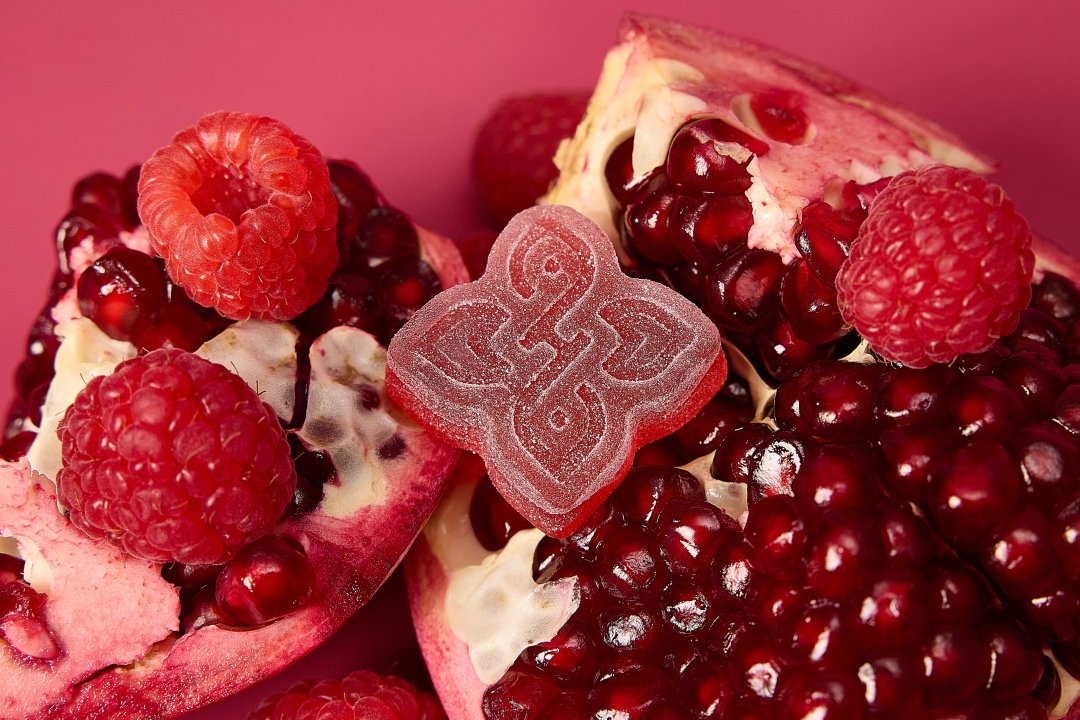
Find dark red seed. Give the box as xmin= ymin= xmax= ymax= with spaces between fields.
xmin=655 ymin=497 xmax=736 ymax=577
xmin=749 ymin=89 xmax=811 ymax=145
xmin=994 ymin=352 xmax=1069 ymax=415
xmin=747 ymin=432 xmax=806 ymax=503
xmin=802 ymin=514 xmax=881 ymax=600
xmin=214 ymin=535 xmax=315 ymax=626
xmin=922 ymin=627 xmax=992 ymax=705
xmin=482 ymin=669 xmax=560 ymax=720
xmin=791 ymin=443 xmax=875 ymax=517
xmin=587 ymin=666 xmax=672 ymax=720
xmin=623 ymin=179 xmax=683 ymax=266
xmin=470 ymin=476 xmax=532 ymax=552
xmin=775 ymin=362 xmax=880 ymax=441
xmin=347 ymin=207 xmax=419 ymax=272
xmin=77 ymin=246 xmax=167 ymax=341
xmin=299 ymin=274 xmax=382 ymax=337
xmin=678 ymin=659 xmax=734 ymax=718
xmin=780 ymin=669 xmax=866 ymax=720
xmin=72 ymin=172 xmax=124 ymax=217
xmin=133 ymin=305 xmax=212 ymax=352
xmin=780 ymin=260 xmax=848 ymax=345
xmin=618 ymin=465 xmax=705 ymax=528
xmin=851 ymin=571 xmax=927 ymax=649
xmin=1033 ymin=271 xmax=1080 ymax=322
xmin=522 ymin=621 xmax=597 ymax=684
xmin=944 ymin=375 xmax=1023 ymax=441
xmin=878 ymin=425 xmax=955 ymax=504
xmin=660 ymin=580 xmax=715 ymax=634
xmin=666 ymin=118 xmax=766 ymax=194
xmin=702 ymin=248 xmax=786 ymax=333
xmin=982 ymin=507 xmax=1062 ymax=597
xmin=667 ymin=194 xmax=753 ymax=265
xmin=604 ymin=136 xmax=641 ymax=204
xmin=376 ymin=257 xmax=442 ymax=339
xmin=744 ymin=494 xmax=805 ymax=577
xmin=873 ymin=365 xmax=951 ymax=426
xmin=595 ymin=526 xmax=662 ymax=601
xmin=927 ymin=441 xmax=1023 ymax=549
xmin=794 ymin=201 xmax=859 ymax=285
xmin=754 ymin=311 xmax=832 ymax=381
xmin=984 ymin=619 xmax=1050 ymax=700
xmin=711 ymin=423 xmax=774 ymax=486
xmin=1009 ymin=424 xmax=1080 ymax=501
xmin=1008 ymin=309 xmax=1068 ymax=358
xmin=670 ymin=386 xmax=754 ymax=459
xmin=727 ymin=628 xmax=783 ymax=700
xmin=597 ymin=606 xmax=664 ymax=653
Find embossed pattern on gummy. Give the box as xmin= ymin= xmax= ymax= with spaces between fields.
xmin=386 ymin=205 xmax=727 ymax=537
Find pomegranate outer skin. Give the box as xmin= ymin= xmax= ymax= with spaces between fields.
xmin=405 ymin=457 xmax=491 ymax=720
xmin=4 ymin=226 xmax=467 ymax=720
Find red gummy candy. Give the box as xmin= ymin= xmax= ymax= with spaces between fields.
xmin=386 ymin=205 xmax=727 ymax=537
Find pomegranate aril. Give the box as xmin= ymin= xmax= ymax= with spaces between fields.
xmin=711 ymin=423 xmax=774 ymax=486
xmin=946 ymin=374 xmax=1025 ymax=440
xmin=775 ymin=362 xmax=879 ymax=441
xmin=665 ymin=118 xmax=766 ymax=194
xmin=328 ymin=160 xmax=379 ymax=255
xmin=215 ymin=535 xmax=316 ymax=626
xmin=77 ymin=246 xmax=167 ymax=341
xmin=618 ymin=465 xmax=704 ymax=528
xmin=598 ymin=606 xmax=665 ymax=653
xmin=794 ymin=201 xmax=858 ymax=285
xmin=748 ymin=89 xmax=810 ymax=145
xmin=790 ymin=443 xmax=876 ymax=518
xmin=120 ymin=164 xmax=141 ymax=227
xmin=623 ymin=179 xmax=683 ymax=266
xmin=655 ymin=497 xmax=735 ymax=577
xmin=878 ymin=424 xmax=953 ymax=503
xmin=780 ymin=260 xmax=848 ymax=345
xmin=604 ymin=136 xmax=640 ymax=204
xmin=744 ymin=494 xmax=805 ymax=577
xmin=1034 ymin=271 xmax=1080 ymax=321
xmin=470 ymin=475 xmax=532 ymax=552
xmin=754 ymin=311 xmax=831 ymax=381
xmin=55 ymin=202 xmax=124 ymax=276
xmin=0 ymin=555 xmax=24 ymax=585
xmin=133 ymin=304 xmax=213 ymax=351
xmin=522 ymin=621 xmax=597 ymax=684
xmin=995 ymin=351 xmax=1069 ymax=415
xmin=669 ymin=382 xmax=754 ymax=460
xmin=346 ymin=206 xmax=420 ymax=272
xmin=298 ymin=273 xmax=382 ymax=337
xmin=483 ymin=669 xmax=560 ymax=720
xmin=595 ymin=525 xmax=663 ymax=601
xmin=661 ymin=580 xmax=715 ymax=634
xmin=927 ymin=441 xmax=1023 ymax=550
xmin=668 ymin=194 xmax=753 ymax=265
xmin=678 ymin=659 xmax=734 ymax=718
xmin=376 ymin=257 xmax=442 ymax=340
xmin=702 ymin=247 xmax=786 ymax=333
xmin=1010 ymin=424 xmax=1079 ymax=500
xmin=874 ymin=365 xmax=950 ymax=426
xmin=1008 ymin=308 xmax=1068 ymax=358
xmin=72 ymin=172 xmax=125 ymax=218
xmin=587 ymin=666 xmax=672 ymax=720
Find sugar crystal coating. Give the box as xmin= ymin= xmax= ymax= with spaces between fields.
xmin=386 ymin=205 xmax=727 ymax=537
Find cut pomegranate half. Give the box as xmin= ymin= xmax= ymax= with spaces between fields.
xmin=418 ymin=13 xmax=1080 ymax=720
xmin=0 ymin=142 xmax=467 ymax=718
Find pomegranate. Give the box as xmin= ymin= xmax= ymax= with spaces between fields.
xmin=0 ymin=118 xmax=468 ymax=718
xmin=407 ymin=14 xmax=1080 ymax=720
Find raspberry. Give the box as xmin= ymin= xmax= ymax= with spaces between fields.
xmin=249 ymin=670 xmax=447 ymax=720
xmin=472 ymin=92 xmax=590 ymax=227
xmin=835 ymin=164 xmax=1035 ymax=367
xmin=137 ymin=111 xmax=339 ymax=321
xmin=56 ymin=348 xmax=296 ymax=564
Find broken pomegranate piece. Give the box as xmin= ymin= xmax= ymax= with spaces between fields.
xmin=386 ymin=204 xmax=727 ymax=537
xmin=0 ymin=112 xmax=466 ymax=718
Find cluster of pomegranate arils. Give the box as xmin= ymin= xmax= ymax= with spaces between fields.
xmin=0 ymin=159 xmax=444 ymax=635
xmin=466 ymin=114 xmax=1080 ymax=720
xmin=607 ymin=116 xmax=887 ymax=383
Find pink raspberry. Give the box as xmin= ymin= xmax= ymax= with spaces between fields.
xmin=835 ymin=164 xmax=1035 ymax=367
xmin=57 ymin=348 xmax=296 ymax=564
xmin=249 ymin=670 xmax=447 ymax=720
xmin=137 ymin=111 xmax=339 ymax=320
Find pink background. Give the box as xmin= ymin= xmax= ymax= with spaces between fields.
xmin=1 ymin=2 xmax=1078 ymax=717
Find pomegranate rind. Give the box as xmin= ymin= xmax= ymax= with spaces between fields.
xmin=386 ymin=205 xmax=727 ymax=537
xmin=547 ymin=13 xmax=994 ymax=263
xmin=0 ymin=461 xmax=179 ymax=720
xmin=7 ymin=228 xmax=467 ymax=719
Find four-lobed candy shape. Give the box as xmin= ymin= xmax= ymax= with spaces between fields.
xmin=387 ymin=205 xmax=728 ymax=537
